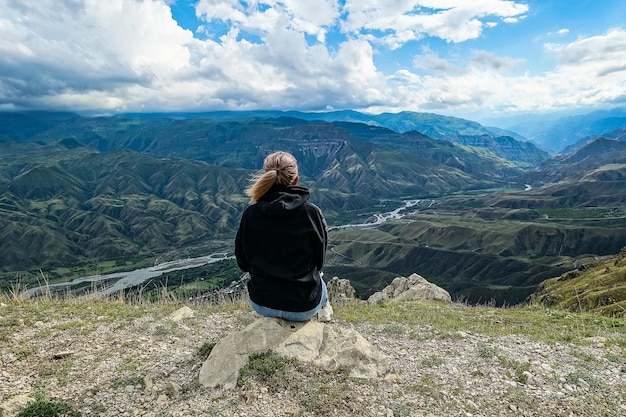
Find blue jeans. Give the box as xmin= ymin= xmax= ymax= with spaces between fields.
xmin=249 ymin=278 xmax=329 ymax=322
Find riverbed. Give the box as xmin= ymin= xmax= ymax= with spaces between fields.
xmin=28 ymin=199 xmax=425 ymax=298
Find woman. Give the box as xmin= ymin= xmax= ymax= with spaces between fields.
xmin=235 ymin=151 xmax=332 ymax=322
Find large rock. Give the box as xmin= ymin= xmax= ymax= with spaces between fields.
xmin=326 ymin=276 xmax=356 ymax=305
xmin=368 ymin=273 xmax=451 ymax=304
xmin=198 ymin=317 xmax=389 ymax=389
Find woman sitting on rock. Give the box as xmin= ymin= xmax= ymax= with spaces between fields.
xmin=235 ymin=151 xmax=333 ymax=322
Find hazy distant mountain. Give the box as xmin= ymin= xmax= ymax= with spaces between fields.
xmin=502 ymin=108 xmax=626 ymax=153
xmin=0 ymin=111 xmax=81 ymax=143
xmin=561 ymin=126 xmax=626 ymax=155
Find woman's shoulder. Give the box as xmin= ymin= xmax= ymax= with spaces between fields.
xmin=304 ymin=201 xmax=323 ymax=213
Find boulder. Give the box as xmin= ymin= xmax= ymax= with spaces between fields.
xmin=326 ymin=276 xmax=356 ymax=305
xmin=368 ymin=273 xmax=451 ymax=304
xmin=198 ymin=317 xmax=389 ymax=389
xmin=169 ymin=306 xmax=194 ymax=322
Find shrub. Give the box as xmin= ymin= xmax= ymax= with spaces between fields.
xmin=17 ymin=392 xmax=81 ymax=417
xmin=237 ymin=350 xmax=295 ymax=391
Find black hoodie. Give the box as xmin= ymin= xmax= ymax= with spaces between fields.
xmin=235 ymin=184 xmax=328 ymax=312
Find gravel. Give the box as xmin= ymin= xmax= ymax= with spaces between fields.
xmin=1 ymin=302 xmax=625 ymax=417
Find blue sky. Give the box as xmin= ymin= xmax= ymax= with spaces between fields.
xmin=1 ymin=0 xmax=625 ymax=123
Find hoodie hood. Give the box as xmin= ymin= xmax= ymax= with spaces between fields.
xmin=256 ymin=184 xmax=310 ymax=216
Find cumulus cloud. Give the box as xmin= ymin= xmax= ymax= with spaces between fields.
xmin=0 ymin=0 xmax=194 ymax=111
xmin=342 ymin=0 xmax=528 ymax=45
xmin=380 ymin=29 xmax=626 ymax=115
xmin=0 ymin=0 xmax=623 ymax=117
xmin=195 ymin=0 xmax=339 ymax=42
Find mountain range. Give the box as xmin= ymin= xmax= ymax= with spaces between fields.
xmin=1 ymin=110 xmax=625 ymax=306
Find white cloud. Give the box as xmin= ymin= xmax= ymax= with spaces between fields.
xmin=342 ymin=0 xmax=528 ymax=44
xmin=0 ymin=0 xmax=194 ymax=110
xmin=557 ymin=28 xmax=569 ymax=35
xmin=366 ymin=29 xmax=626 ymax=116
xmin=0 ymin=0 xmax=624 ymax=118
xmin=195 ymin=0 xmax=339 ymax=42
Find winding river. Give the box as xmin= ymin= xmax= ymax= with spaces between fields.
xmin=27 ymin=199 xmax=426 ymax=298
xmin=27 ymin=253 xmax=233 ymax=298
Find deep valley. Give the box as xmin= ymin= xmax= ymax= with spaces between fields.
xmin=1 ymin=110 xmax=625 ymax=309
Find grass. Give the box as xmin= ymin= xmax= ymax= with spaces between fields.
xmin=529 ymin=248 xmax=626 ymax=317
xmin=2 ymin=290 xmax=625 ymax=349
xmin=237 ymin=350 xmax=297 ymax=392
xmin=335 ymin=300 xmax=626 ymax=347
xmin=2 ymin=289 xmax=625 ymax=417
xmin=16 ymin=392 xmax=81 ymax=417
xmin=197 ymin=342 xmax=216 ymax=359
xmin=537 ymin=208 xmax=624 ymax=220
xmin=564 ymin=370 xmax=602 ymax=389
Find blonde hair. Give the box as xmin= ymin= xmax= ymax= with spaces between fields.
xmin=246 ymin=151 xmax=299 ymax=202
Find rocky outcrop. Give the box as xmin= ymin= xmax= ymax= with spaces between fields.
xmin=326 ymin=276 xmax=357 ymax=305
xmin=198 ymin=317 xmax=389 ymax=389
xmin=367 ymin=273 xmax=451 ymax=304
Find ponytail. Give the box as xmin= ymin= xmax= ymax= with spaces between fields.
xmin=245 ymin=151 xmax=299 ymax=203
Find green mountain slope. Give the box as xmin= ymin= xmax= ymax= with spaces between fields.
xmin=0 ymin=117 xmax=510 ymax=277
xmin=0 ymin=142 xmax=249 ymax=273
xmin=2 ymin=111 xmax=624 ymax=308
xmin=325 ymin=173 xmax=626 ymax=305
xmin=2 ymin=110 xmax=547 ymax=167
xmin=523 ymin=139 xmax=626 ymax=185
xmin=528 ymin=248 xmax=626 ymax=317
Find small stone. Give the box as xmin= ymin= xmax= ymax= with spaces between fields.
xmin=466 ymin=400 xmax=479 ymax=410
xmin=577 ymin=378 xmax=590 ymax=390
xmin=52 ymin=350 xmax=76 ymax=360
xmin=164 ymin=381 xmax=181 ymax=398
xmin=509 ymin=404 xmax=517 ymax=411
xmin=144 ymin=375 xmax=154 ymax=392
xmin=584 ymin=336 xmax=607 ymax=344
xmin=169 ymin=306 xmax=194 ymax=322
xmin=156 ymin=394 xmax=168 ymax=405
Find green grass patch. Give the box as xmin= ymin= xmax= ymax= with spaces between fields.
xmin=334 ymin=300 xmax=626 ymax=347
xmin=237 ymin=350 xmax=297 ymax=392
xmin=16 ymin=392 xmax=81 ymax=417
